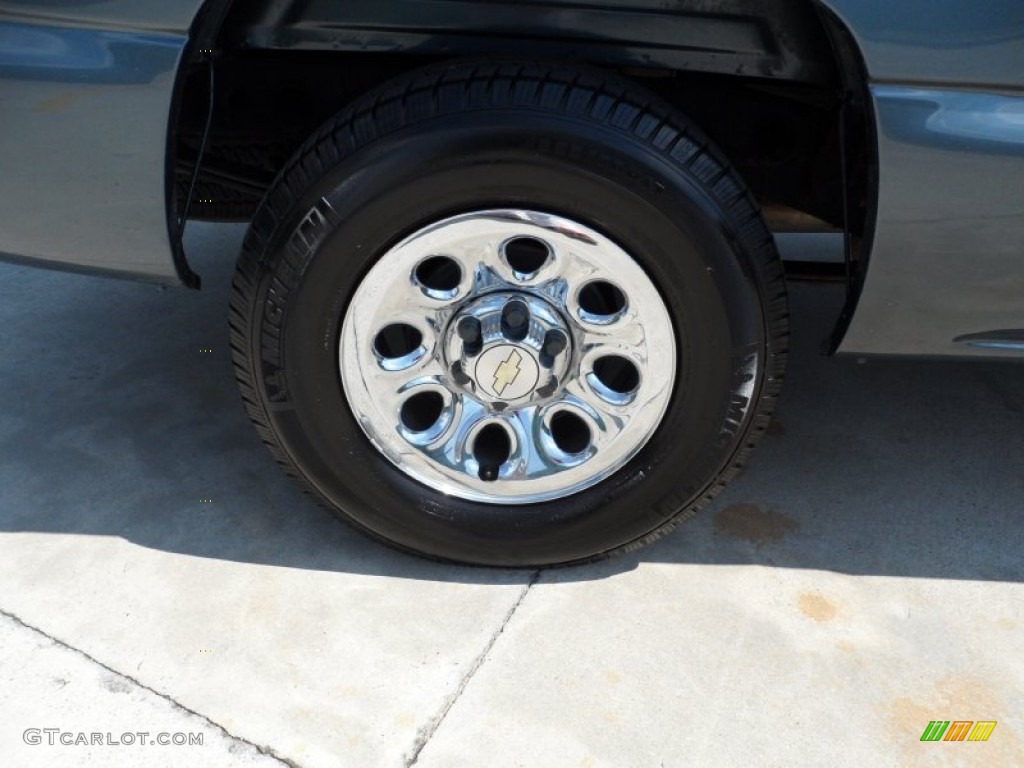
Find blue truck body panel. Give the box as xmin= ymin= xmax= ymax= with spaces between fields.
xmin=0 ymin=2 xmax=201 ymax=282
xmin=840 ymin=86 xmax=1024 ymax=356
xmin=820 ymin=0 xmax=1024 ymax=356
xmin=1 ymin=1 xmax=1022 ymax=356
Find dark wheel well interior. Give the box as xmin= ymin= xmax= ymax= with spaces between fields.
xmin=172 ymin=0 xmax=874 ymax=335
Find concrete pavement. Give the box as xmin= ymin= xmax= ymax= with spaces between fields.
xmin=0 ymin=223 xmax=1021 ymax=767
xmin=0 ymin=611 xmax=281 ymax=767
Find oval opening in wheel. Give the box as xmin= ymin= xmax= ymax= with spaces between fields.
xmin=577 ymin=280 xmax=627 ymax=323
xmin=593 ymin=356 xmax=640 ymax=395
xmin=503 ymin=236 xmax=551 ymax=277
xmin=414 ymin=255 xmax=462 ymax=296
xmin=550 ymin=411 xmax=591 ymax=455
xmin=400 ymin=391 xmax=445 ymax=433
xmin=373 ymin=323 xmax=422 ymax=359
xmin=473 ymin=423 xmax=512 ymax=481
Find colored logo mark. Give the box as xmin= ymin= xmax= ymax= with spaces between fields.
xmin=920 ymin=720 xmax=997 ymax=742
xmin=492 ymin=349 xmax=523 ymax=395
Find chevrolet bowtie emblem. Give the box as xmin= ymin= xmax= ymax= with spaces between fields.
xmin=492 ymin=349 xmax=523 ymax=396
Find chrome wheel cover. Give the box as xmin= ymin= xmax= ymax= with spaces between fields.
xmin=339 ymin=209 xmax=676 ymax=503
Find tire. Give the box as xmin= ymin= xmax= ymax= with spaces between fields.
xmin=229 ymin=60 xmax=788 ymax=566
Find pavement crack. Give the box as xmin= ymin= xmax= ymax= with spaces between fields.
xmin=0 ymin=607 xmax=303 ymax=768
xmin=404 ymin=569 xmax=542 ymax=767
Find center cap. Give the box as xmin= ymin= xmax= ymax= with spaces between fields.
xmin=474 ymin=344 xmax=540 ymax=401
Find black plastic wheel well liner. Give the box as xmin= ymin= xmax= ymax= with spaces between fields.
xmin=220 ymin=0 xmax=836 ymax=84
xmin=171 ymin=0 xmax=876 ymax=333
xmin=165 ymin=0 xmax=234 ymax=289
xmin=812 ymin=3 xmax=880 ymax=354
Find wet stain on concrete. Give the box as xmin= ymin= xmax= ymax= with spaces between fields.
xmin=798 ymin=592 xmax=838 ymax=623
xmin=766 ymin=419 xmax=786 ymax=437
xmin=713 ymin=504 xmax=798 ymax=545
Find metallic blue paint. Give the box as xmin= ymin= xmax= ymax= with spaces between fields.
xmin=1 ymin=0 xmax=1023 ymax=358
xmin=836 ymin=85 xmax=1024 ymax=357
xmin=882 ymin=90 xmax=1024 ymax=153
xmin=820 ymin=1 xmax=1024 ymax=88
xmin=821 ymin=0 xmax=1024 ymax=357
xmin=0 ymin=2 xmax=201 ymax=282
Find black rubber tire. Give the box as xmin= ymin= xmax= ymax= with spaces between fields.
xmin=229 ymin=60 xmax=788 ymax=567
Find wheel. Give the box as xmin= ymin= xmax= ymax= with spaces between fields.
xmin=229 ymin=60 xmax=787 ymax=566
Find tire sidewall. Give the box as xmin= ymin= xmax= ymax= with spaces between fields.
xmin=249 ymin=111 xmax=768 ymax=565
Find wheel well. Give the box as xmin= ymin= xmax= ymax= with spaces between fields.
xmin=173 ymin=1 xmax=872 ymax=265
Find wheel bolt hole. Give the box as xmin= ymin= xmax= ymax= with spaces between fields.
xmin=550 ymin=411 xmax=591 ymax=455
xmin=473 ymin=423 xmax=512 ymax=481
xmin=414 ymin=256 xmax=462 ymax=293
xmin=400 ymin=391 xmax=444 ymax=433
xmin=503 ymin=236 xmax=551 ymax=277
xmin=373 ymin=323 xmax=422 ymax=360
xmin=593 ymin=355 xmax=640 ymax=394
xmin=578 ymin=280 xmax=627 ymax=320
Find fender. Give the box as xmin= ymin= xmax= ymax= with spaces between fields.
xmin=819 ymin=0 xmax=1024 ymax=357
xmin=0 ymin=0 xmax=211 ymax=283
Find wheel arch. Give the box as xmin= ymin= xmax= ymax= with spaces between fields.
xmin=166 ymin=0 xmax=235 ymax=288
xmin=170 ymin=0 xmax=877 ymax=353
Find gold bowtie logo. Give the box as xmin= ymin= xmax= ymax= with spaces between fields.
xmin=492 ymin=349 xmax=523 ymax=395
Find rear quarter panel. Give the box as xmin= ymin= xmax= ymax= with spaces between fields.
xmin=0 ymin=1 xmax=203 ymax=282
xmin=822 ymin=0 xmax=1024 ymax=357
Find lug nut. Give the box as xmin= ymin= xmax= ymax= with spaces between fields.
xmin=450 ymin=361 xmax=472 ymax=386
xmin=501 ymin=299 xmax=530 ymax=341
xmin=457 ymin=317 xmax=482 ymax=357
xmin=535 ymin=375 xmax=559 ymax=399
xmin=540 ymin=329 xmax=568 ymax=368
